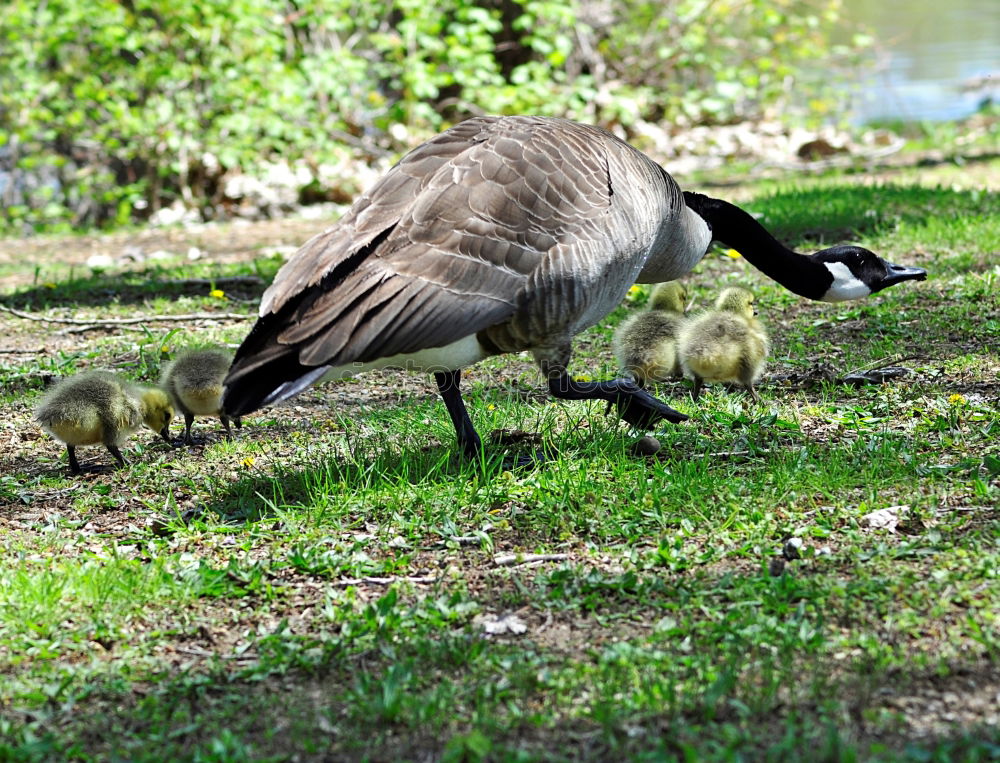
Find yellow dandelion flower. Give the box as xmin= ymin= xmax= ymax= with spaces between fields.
xmin=210 ymin=289 xmax=225 ymax=299
xmin=573 ymin=375 xmax=592 ymax=382
xmin=242 ymin=456 xmax=256 ymax=468
xmin=948 ymin=393 xmax=966 ymax=405
xmin=160 ymin=344 xmax=170 ymax=354
xmin=725 ymin=249 xmax=742 ymax=258
xmin=487 ymin=404 xmax=496 ymax=411
xmin=628 ymin=284 xmax=643 ymax=296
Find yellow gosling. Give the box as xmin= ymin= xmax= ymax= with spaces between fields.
xmin=35 ymin=370 xmax=174 ymax=474
xmin=677 ymin=287 xmax=770 ymax=402
xmin=613 ymin=281 xmax=688 ymax=385
xmin=160 ymin=348 xmax=240 ymax=444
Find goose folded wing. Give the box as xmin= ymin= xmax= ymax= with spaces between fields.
xmin=276 ymin=161 xmax=554 ymax=367
xmin=254 ymin=118 xmax=616 ymax=369
xmin=259 ymin=116 xmax=502 ymax=317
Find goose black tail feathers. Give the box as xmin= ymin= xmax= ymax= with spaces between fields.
xmin=222 ymin=315 xmax=327 ymax=418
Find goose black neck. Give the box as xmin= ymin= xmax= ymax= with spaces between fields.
xmin=683 ymin=191 xmax=831 ymax=300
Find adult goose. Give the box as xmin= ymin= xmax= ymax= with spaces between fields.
xmin=222 ymin=116 xmax=925 ymax=459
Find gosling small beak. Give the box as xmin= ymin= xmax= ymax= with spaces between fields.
xmin=160 ymin=426 xmax=171 ymax=443
xmin=878 ymin=261 xmax=927 ymax=290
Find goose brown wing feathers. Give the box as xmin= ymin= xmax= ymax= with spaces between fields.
xmin=248 ymin=116 xmax=619 ymax=370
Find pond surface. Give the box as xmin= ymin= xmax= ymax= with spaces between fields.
xmin=841 ymin=0 xmax=999 ymax=123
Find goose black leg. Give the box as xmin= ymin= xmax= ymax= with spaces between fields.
xmin=434 ymin=370 xmax=482 ymax=460
xmin=548 ymin=374 xmax=688 ymax=429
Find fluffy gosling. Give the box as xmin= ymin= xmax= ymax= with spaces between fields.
xmin=160 ymin=348 xmax=240 ymax=444
xmin=677 ymin=286 xmax=769 ymax=402
xmin=34 ymin=370 xmax=174 ymax=474
xmin=613 ymin=281 xmax=688 ymax=385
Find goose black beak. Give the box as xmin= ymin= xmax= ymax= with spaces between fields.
xmin=160 ymin=426 xmax=172 ymax=443
xmin=878 ymin=261 xmax=927 ymax=290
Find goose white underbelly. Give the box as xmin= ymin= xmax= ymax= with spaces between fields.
xmin=319 ymin=334 xmax=490 ymax=381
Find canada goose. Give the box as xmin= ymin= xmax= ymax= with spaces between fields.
xmin=161 ymin=348 xmax=241 ymax=444
xmin=34 ymin=370 xmax=174 ymax=474
xmin=677 ymin=287 xmax=770 ymax=402
xmin=613 ymin=281 xmax=687 ymax=385
xmin=221 ymin=116 xmax=925 ymax=460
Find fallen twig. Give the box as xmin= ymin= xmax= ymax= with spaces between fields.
xmin=493 ymin=553 xmax=570 ymax=567
xmin=174 ymin=645 xmax=259 ymax=661
xmin=57 ymin=324 xmax=163 ymax=336
xmin=845 ymin=354 xmax=921 ymax=374
xmin=0 ymin=303 xmax=249 ymax=326
xmin=331 ymin=574 xmax=439 ymax=587
xmin=705 ymin=448 xmax=773 ymax=460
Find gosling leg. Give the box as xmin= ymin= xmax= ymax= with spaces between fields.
xmin=67 ymin=445 xmax=81 ymax=475
xmin=183 ymin=413 xmax=195 ymax=445
xmin=105 ymin=444 xmax=127 ymax=469
xmin=691 ymin=377 xmax=704 ymax=402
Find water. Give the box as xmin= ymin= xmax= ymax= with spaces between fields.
xmin=840 ymin=0 xmax=999 ymax=123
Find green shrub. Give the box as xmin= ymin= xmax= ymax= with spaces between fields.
xmin=0 ymin=0 xmax=862 ymax=234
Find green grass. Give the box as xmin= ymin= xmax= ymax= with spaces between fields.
xmin=0 ymin=160 xmax=998 ymax=760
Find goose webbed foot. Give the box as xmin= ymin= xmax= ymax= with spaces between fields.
xmin=436 ymin=371 xmax=548 ymax=469
xmin=501 ymin=450 xmax=547 ymax=471
xmin=548 ymin=375 xmax=688 ymax=429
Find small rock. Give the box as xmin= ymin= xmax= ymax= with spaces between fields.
xmin=86 ymin=254 xmax=115 ymax=269
xmin=797 ymin=138 xmax=848 ymax=160
xmin=264 ymin=245 xmax=299 ymax=260
xmin=862 ymin=505 xmax=909 ymax=533
xmin=783 ymin=536 xmax=804 ymax=561
xmin=480 ymin=613 xmax=528 ymax=636
xmin=630 ymin=435 xmax=662 ymax=457
xmin=768 ymin=557 xmax=786 ymax=577
xmin=186 ymin=246 xmax=203 ymax=261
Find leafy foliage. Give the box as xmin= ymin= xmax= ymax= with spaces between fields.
xmin=0 ymin=0 xmax=860 ymax=233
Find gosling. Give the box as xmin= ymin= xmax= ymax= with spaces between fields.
xmin=677 ymin=286 xmax=770 ymax=402
xmin=34 ymin=370 xmax=174 ymax=475
xmin=613 ymin=281 xmax=688 ymax=386
xmin=160 ymin=348 xmax=241 ymax=444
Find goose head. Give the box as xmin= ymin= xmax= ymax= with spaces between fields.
xmin=812 ymin=245 xmax=927 ymax=302
xmin=681 ymin=192 xmax=927 ymax=302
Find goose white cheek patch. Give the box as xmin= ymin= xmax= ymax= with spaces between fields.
xmin=821 ymin=262 xmax=872 ymax=302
